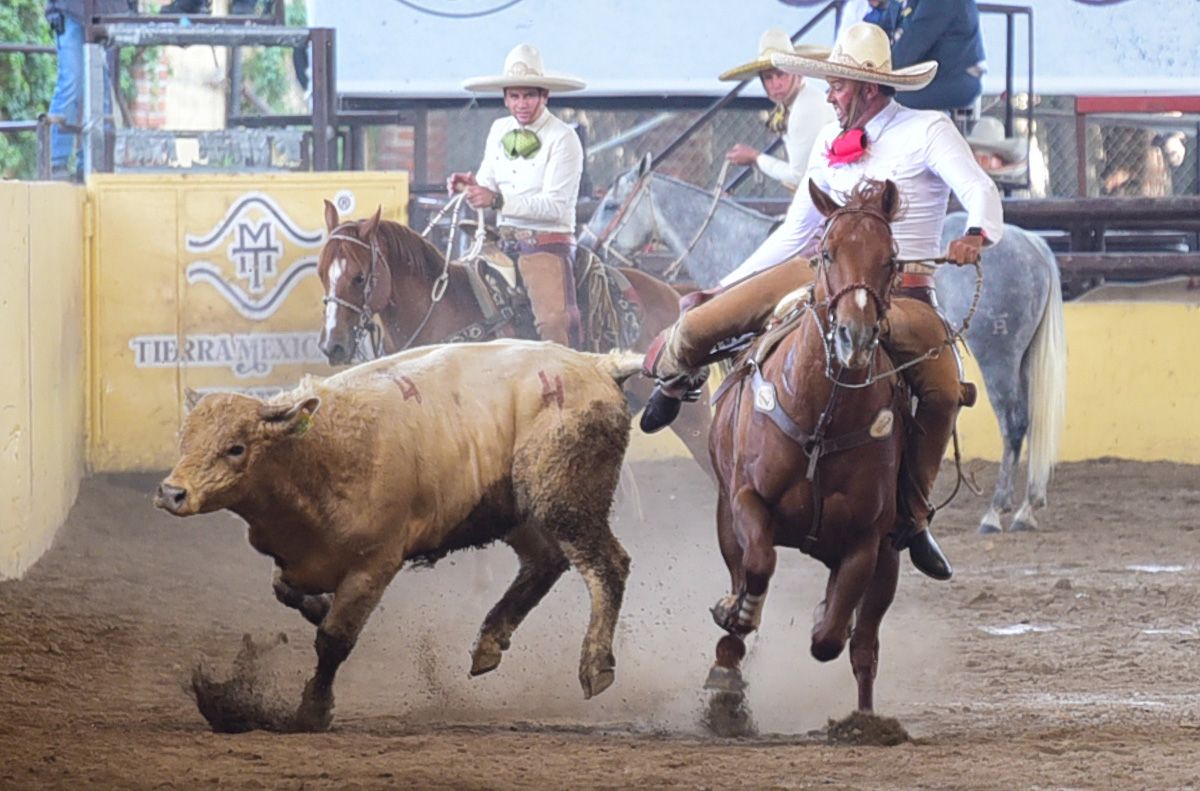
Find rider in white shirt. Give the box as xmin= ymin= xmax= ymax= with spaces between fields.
xmin=449 ymin=44 xmax=586 ymax=347
xmin=641 ymin=24 xmax=1004 ymax=582
xmin=722 ymin=29 xmax=837 ymax=192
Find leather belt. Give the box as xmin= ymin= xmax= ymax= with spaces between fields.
xmin=498 ymin=227 xmax=575 ymax=245
xmin=901 ymin=262 xmax=936 ymax=275
xmin=898 ymin=272 xmax=935 ymax=289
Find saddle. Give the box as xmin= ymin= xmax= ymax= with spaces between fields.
xmin=452 ymin=241 xmax=644 ymax=351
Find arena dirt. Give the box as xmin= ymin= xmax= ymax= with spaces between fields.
xmin=2 ymin=457 xmax=1199 ymax=789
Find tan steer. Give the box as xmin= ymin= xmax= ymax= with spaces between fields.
xmin=156 ymin=339 xmax=642 ymax=731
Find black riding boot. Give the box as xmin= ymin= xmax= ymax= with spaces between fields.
xmin=905 ymin=527 xmax=953 ymax=581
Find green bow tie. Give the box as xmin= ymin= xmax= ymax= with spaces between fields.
xmin=501 ymin=128 xmax=542 ymax=160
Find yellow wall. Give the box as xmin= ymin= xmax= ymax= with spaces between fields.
xmin=0 ymin=182 xmax=87 ymax=580
xmin=88 ymin=173 xmax=409 ymax=471
xmin=630 ymin=301 xmax=1200 ymax=465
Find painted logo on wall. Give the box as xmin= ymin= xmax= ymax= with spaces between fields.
xmin=184 ymin=192 xmax=326 ymax=321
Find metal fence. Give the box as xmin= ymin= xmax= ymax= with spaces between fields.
xmin=373 ymin=94 xmax=1198 ymax=206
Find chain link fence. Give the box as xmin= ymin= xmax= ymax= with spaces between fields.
xmin=371 ymin=93 xmax=1199 ymax=206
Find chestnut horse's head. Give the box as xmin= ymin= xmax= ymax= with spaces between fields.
xmin=808 ymin=178 xmax=901 ymax=370
xmin=317 ymin=201 xmax=393 ymax=365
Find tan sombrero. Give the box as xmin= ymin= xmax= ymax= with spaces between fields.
xmin=771 ymin=22 xmax=937 ymax=91
xmin=719 ymin=27 xmax=832 ymax=82
xmin=966 ymin=117 xmax=1027 ymax=162
xmin=462 ymin=43 xmax=586 ymax=93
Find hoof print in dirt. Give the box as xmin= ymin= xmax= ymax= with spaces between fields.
xmin=190 ymin=633 xmax=294 ymax=734
xmin=823 ymin=710 xmax=910 ymax=746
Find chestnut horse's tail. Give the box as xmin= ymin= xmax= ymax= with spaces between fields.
xmin=592 ymin=350 xmax=646 ymax=386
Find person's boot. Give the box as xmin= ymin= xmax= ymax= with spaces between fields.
xmin=904 ymin=525 xmax=953 ymax=581
xmin=640 ymin=376 xmax=704 ymax=434
xmin=159 ymin=0 xmax=211 ymax=14
xmin=639 ymin=330 xmax=706 ymax=433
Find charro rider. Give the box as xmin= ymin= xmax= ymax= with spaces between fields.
xmin=641 ymin=23 xmax=1004 ymax=581
xmin=722 ymin=28 xmax=836 ymax=192
xmin=449 ymin=44 xmax=586 ymax=348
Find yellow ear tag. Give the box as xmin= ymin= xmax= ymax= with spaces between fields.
xmin=292 ymin=413 xmax=314 ymax=437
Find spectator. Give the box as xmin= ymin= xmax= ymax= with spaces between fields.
xmin=44 ymin=0 xmax=129 ymax=179
xmin=890 ymin=0 xmax=987 ymax=113
xmin=719 ymin=28 xmax=835 ymax=192
xmin=837 ymin=0 xmax=901 ymax=38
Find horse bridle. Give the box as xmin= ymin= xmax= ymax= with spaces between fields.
xmin=812 ymin=206 xmax=900 ymax=388
xmin=323 ymin=226 xmax=385 ymax=358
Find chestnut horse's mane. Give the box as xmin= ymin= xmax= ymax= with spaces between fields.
xmin=840 ymin=179 xmax=897 ymax=216
xmin=374 ymin=220 xmax=445 ymax=281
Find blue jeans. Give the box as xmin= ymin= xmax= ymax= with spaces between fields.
xmin=48 ymin=17 xmax=112 ymax=173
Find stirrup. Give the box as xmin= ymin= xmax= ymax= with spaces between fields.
xmin=657 ymin=372 xmax=707 ymax=402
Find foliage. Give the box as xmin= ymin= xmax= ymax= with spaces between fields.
xmin=0 ymin=0 xmax=57 ymax=178
xmin=239 ymin=0 xmax=307 ymax=115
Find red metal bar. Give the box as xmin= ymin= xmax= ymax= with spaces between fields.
xmin=1075 ymin=96 xmax=1200 ymax=115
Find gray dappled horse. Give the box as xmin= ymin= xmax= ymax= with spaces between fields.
xmin=586 ymin=163 xmax=1067 ymax=534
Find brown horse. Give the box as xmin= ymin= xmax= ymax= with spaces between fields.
xmin=707 ymin=179 xmax=907 ymax=714
xmin=315 ymin=201 xmax=713 ymax=477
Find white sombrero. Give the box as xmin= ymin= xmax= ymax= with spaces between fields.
xmin=966 ymin=116 xmax=1027 ymax=162
xmin=719 ymin=27 xmax=832 ymax=82
xmin=462 ymin=43 xmax=586 ymax=93
xmin=770 ymin=22 xmax=937 ymax=91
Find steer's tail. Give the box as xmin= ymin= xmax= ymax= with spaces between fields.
xmin=593 ymin=350 xmax=646 ymax=385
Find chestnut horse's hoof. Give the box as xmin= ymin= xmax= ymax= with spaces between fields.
xmin=711 ymin=594 xmax=755 ymax=635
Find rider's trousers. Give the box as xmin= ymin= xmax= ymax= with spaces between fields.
xmin=500 ymin=238 xmax=581 ymax=348
xmin=654 ymin=257 xmax=967 ymax=530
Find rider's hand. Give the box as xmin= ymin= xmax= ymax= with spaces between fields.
xmin=946 ymin=233 xmax=985 ymax=265
xmin=465 ymin=185 xmax=497 ymax=210
xmin=447 ymin=171 xmax=476 ymax=195
xmin=726 ymin=144 xmax=760 ymax=167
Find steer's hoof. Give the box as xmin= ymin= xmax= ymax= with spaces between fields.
xmin=293 ymin=701 xmax=332 ymax=733
xmin=581 ymin=668 xmax=615 ymax=699
xmin=580 ymin=652 xmax=616 ymax=699
xmin=469 ymin=635 xmax=505 ymax=677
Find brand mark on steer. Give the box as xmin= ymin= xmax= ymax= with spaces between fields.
xmin=539 ymin=370 xmax=564 ymax=408
xmin=393 ymin=376 xmax=422 ymax=403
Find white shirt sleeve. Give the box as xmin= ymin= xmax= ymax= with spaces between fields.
xmin=755 ymin=152 xmax=799 ymax=191
xmin=500 ymin=129 xmax=584 ymax=224
xmin=720 ymin=142 xmax=829 ymax=287
xmin=923 ymin=117 xmax=1005 ymax=245
xmin=475 ymin=122 xmax=502 ymax=192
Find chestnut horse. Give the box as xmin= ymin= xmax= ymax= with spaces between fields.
xmin=316 ymin=201 xmax=713 ymax=477
xmin=707 ymin=180 xmax=908 ymax=713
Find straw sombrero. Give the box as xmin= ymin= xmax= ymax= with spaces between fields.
xmin=719 ymin=28 xmax=832 ymax=82
xmin=966 ymin=117 xmax=1027 ymax=162
xmin=771 ymin=22 xmax=937 ymax=91
xmin=462 ymin=43 xmax=586 ymax=93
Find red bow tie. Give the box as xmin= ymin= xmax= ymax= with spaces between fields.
xmin=826 ymin=128 xmax=868 ymax=165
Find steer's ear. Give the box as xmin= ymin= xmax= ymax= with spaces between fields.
xmin=258 ymin=396 xmax=322 ymax=439
xmin=183 ymin=387 xmax=202 ymax=413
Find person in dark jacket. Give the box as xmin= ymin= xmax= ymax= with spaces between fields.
xmin=890 ymin=0 xmax=986 ymax=112
xmin=43 ymin=0 xmax=129 ymax=179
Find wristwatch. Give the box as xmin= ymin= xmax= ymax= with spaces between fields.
xmin=490 ymin=192 xmax=504 ymax=211
xmin=966 ymin=226 xmax=987 ymax=241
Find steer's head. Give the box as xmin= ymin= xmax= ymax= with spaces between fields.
xmin=155 ymin=391 xmax=321 ymax=517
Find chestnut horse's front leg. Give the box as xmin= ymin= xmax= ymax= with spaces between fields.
xmin=849 ymin=539 xmax=901 ymax=711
